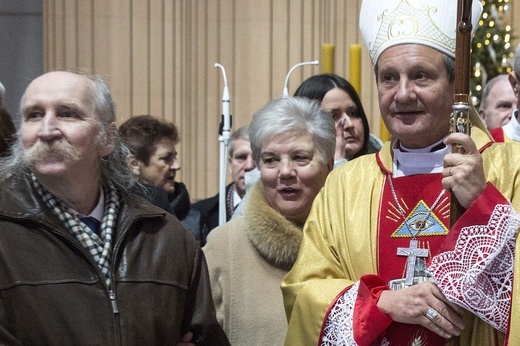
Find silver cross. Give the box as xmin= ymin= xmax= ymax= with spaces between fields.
xmin=397 ymin=238 xmax=429 ymax=286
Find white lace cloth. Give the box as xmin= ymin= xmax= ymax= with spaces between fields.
xmin=429 ymin=204 xmax=519 ymax=333
xmin=321 ymin=281 xmax=359 ymax=346
xmin=321 ymin=204 xmax=519 ymax=344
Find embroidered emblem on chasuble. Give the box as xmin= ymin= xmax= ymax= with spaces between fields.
xmin=377 ymin=173 xmax=450 ymax=284
xmin=391 ymin=200 xmax=449 ymax=237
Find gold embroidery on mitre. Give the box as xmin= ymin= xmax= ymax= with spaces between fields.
xmin=369 ymin=0 xmax=455 ymax=63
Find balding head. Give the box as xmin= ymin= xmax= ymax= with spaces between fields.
xmin=2 ymin=70 xmax=136 ymax=194
xmin=479 ymin=74 xmax=516 ymax=129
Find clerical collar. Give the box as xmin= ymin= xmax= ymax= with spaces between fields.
xmin=503 ymin=109 xmax=520 ymax=142
xmin=392 ymin=138 xmax=451 ymax=177
xmin=69 ymin=187 xmax=105 ymax=222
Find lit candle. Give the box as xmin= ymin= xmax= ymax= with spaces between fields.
xmin=322 ymin=44 xmax=335 ymax=74
xmin=349 ymin=44 xmax=361 ymax=95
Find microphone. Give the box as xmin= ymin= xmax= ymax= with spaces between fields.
xmin=214 ymin=63 xmax=231 ymax=136
xmin=215 ymin=63 xmax=232 ymax=226
xmin=282 ymin=60 xmax=319 ymax=98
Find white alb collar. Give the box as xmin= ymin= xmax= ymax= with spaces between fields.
xmin=392 ymin=138 xmax=451 ymax=177
xmin=503 ymin=109 xmax=520 ymax=142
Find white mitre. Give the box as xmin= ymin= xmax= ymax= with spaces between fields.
xmin=359 ymin=0 xmax=482 ymax=65
xmin=359 ymin=0 xmax=490 ymax=138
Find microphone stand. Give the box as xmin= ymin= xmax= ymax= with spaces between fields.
xmin=214 ymin=63 xmax=232 ymax=226
xmin=282 ymin=60 xmax=319 ymax=97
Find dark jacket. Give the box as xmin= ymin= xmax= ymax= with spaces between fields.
xmin=192 ymin=193 xmax=220 ymax=235
xmin=168 ymin=181 xmax=206 ymax=244
xmin=0 ymin=173 xmax=229 ymax=346
xmin=129 ymin=183 xmax=175 ymax=215
xmin=192 ymin=184 xmax=233 ymax=239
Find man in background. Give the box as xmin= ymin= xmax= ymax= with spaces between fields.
xmin=490 ymin=44 xmax=520 ymax=142
xmin=478 ymin=74 xmax=517 ymax=130
xmin=193 ymin=126 xmax=255 ymax=242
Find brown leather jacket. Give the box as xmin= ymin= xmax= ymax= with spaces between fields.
xmin=0 ymin=173 xmax=229 ymax=345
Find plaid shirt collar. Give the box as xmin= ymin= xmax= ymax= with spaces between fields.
xmin=31 ymin=174 xmax=120 ymax=288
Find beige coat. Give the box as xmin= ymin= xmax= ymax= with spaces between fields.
xmin=203 ymin=181 xmax=302 ymax=345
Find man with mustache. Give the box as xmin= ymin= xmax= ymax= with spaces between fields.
xmin=0 ymin=70 xmax=228 ymax=345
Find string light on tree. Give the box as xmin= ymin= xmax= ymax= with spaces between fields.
xmin=471 ymin=0 xmax=515 ymax=106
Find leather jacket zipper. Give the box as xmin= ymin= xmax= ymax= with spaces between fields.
xmin=109 ymin=289 xmax=119 ymax=314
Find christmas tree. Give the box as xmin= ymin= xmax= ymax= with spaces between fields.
xmin=471 ymin=0 xmax=515 ymax=106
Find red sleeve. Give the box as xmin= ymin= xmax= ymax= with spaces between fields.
xmin=353 ymin=274 xmax=393 ymax=345
xmin=439 ymin=183 xmax=509 ymax=253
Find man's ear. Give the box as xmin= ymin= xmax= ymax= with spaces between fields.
xmin=126 ymin=154 xmax=141 ymax=176
xmin=478 ymin=107 xmax=486 ymax=121
xmin=99 ymin=122 xmax=116 ymax=157
xmin=509 ymin=72 xmax=520 ymax=98
xmin=228 ymin=155 xmax=233 ymax=174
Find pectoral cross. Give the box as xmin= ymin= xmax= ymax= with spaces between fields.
xmin=397 ymin=238 xmax=429 ymax=286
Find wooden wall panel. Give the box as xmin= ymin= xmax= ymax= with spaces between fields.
xmin=149 ymin=0 xmax=165 ymax=119
xmin=93 ymin=1 xmax=111 ymax=75
xmin=109 ymin=0 xmax=132 ymax=119
xmin=77 ymin=1 xmax=93 ymax=70
xmin=43 ymin=1 xmax=50 ymax=69
xmin=204 ymin=1 xmax=223 ymax=199
xmin=64 ymin=1 xmax=77 ymax=67
xmin=131 ymin=0 xmax=150 ymax=116
xmin=162 ymin=1 xmax=174 ymax=120
xmin=42 ymin=0 xmax=520 ymax=200
xmin=184 ymin=1 xmax=200 ymax=192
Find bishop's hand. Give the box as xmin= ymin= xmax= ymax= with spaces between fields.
xmin=377 ymin=281 xmax=465 ymax=339
xmin=442 ymin=133 xmax=486 ymax=209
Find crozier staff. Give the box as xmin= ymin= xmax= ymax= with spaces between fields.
xmin=282 ymin=0 xmax=520 ymax=345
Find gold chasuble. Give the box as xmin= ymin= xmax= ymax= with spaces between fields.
xmin=282 ymin=126 xmax=520 ymax=345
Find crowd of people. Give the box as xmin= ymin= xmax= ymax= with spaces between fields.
xmin=0 ymin=0 xmax=519 ymax=344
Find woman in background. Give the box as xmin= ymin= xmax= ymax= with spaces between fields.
xmin=233 ymin=74 xmax=382 ymax=220
xmin=119 ymin=115 xmax=205 ymax=243
xmin=294 ymin=73 xmax=382 ymax=167
xmin=203 ymin=97 xmax=335 ymax=344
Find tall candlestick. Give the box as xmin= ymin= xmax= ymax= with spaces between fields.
xmin=321 ymin=44 xmax=335 ymax=74
xmin=349 ymin=44 xmax=361 ymax=95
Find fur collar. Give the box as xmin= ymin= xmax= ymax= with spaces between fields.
xmin=243 ymin=181 xmax=303 ymax=270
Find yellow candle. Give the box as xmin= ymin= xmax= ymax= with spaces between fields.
xmin=380 ymin=120 xmax=391 ymax=142
xmin=321 ymin=44 xmax=335 ymax=74
xmin=349 ymin=44 xmax=361 ymax=95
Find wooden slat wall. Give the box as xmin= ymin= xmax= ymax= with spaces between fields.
xmin=42 ymin=0 xmax=519 ymax=200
